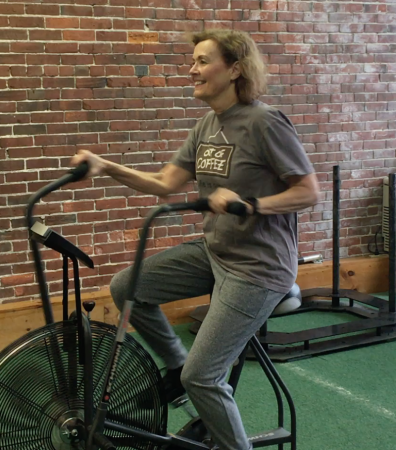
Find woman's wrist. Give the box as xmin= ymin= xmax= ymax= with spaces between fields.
xmin=243 ymin=197 xmax=259 ymax=214
xmin=101 ymin=158 xmax=117 ymax=177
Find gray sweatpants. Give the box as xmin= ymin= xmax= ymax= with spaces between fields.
xmin=110 ymin=238 xmax=284 ymax=450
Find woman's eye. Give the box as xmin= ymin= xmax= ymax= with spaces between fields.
xmin=190 ymin=60 xmax=207 ymax=67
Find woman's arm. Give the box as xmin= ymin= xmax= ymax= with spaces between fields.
xmin=208 ymin=173 xmax=319 ymax=215
xmin=71 ymin=150 xmax=194 ymax=197
xmin=256 ymin=173 xmax=319 ymax=214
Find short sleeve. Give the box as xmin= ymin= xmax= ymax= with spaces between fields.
xmin=170 ymin=127 xmax=197 ymax=177
xmin=261 ymin=109 xmax=314 ymax=180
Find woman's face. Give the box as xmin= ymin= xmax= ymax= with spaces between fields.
xmin=189 ymin=39 xmax=240 ymax=109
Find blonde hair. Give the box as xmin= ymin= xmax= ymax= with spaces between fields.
xmin=188 ymin=29 xmax=267 ymax=104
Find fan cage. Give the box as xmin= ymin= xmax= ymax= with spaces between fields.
xmin=0 ymin=320 xmax=167 ymax=450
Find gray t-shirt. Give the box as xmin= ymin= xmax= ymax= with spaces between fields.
xmin=171 ymin=100 xmax=314 ymax=293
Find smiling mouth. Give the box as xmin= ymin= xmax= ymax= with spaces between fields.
xmin=194 ymin=81 xmax=206 ymax=86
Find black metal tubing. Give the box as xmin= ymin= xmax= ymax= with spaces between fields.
xmin=62 ymin=255 xmax=69 ymax=321
xmin=93 ymin=432 xmax=116 ymax=450
xmin=71 ymin=255 xmax=85 ymax=365
xmin=104 ymin=419 xmax=172 ymax=445
xmin=389 ymin=173 xmax=396 ymax=313
xmin=29 ymin=239 xmax=54 ymax=324
xmin=332 ymin=165 xmax=340 ymax=306
xmin=26 ymin=163 xmax=89 ymax=325
xmin=249 ymin=336 xmax=297 ymax=450
xmin=66 ymin=319 xmax=78 ymax=400
xmin=82 ymin=312 xmax=94 ymax=428
xmin=27 ymin=176 xmax=76 ymax=324
xmin=103 ymin=419 xmax=212 ymax=450
xmin=66 ymin=308 xmax=94 ymax=430
xmin=249 ymin=336 xmax=284 ymax=428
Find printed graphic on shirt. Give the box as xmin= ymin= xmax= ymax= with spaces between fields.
xmin=196 ymin=143 xmax=235 ymax=178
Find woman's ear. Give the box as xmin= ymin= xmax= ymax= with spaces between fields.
xmin=230 ymin=61 xmax=241 ymax=81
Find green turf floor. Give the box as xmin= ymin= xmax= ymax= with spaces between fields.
xmin=137 ymin=292 xmax=396 ymax=450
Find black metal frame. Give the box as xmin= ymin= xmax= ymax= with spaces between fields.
xmin=258 ymin=166 xmax=396 ymax=361
xmin=26 ymin=165 xmax=297 ymax=449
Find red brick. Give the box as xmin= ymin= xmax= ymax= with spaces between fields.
xmin=45 ymin=42 xmax=78 ymax=53
xmin=129 ymin=32 xmax=159 ymax=43
xmin=173 ymin=0 xmax=201 ymax=6
xmin=0 ymin=29 xmax=27 ymax=40
xmin=46 ymin=17 xmax=79 ymax=28
xmin=284 ymin=44 xmax=311 ymax=54
xmin=113 ymin=19 xmax=145 ymax=29
xmin=64 ymin=30 xmax=95 ymax=41
xmin=0 ymin=55 xmax=25 ymax=65
xmin=186 ymin=9 xmax=213 ymax=20
xmin=109 ymin=121 xmax=139 ymax=131
xmin=10 ymin=16 xmax=44 ymax=28
xmin=93 ymin=5 xmax=125 ymax=17
xmin=96 ymin=30 xmax=128 ymax=41
xmin=11 ymin=43 xmax=45 ymax=54
xmin=26 ymin=4 xmax=60 ymax=15
xmin=126 ymin=7 xmax=155 ymax=18
xmin=61 ymin=5 xmax=93 ymax=16
xmin=158 ymin=32 xmax=186 ymax=43
xmin=107 ymin=77 xmax=139 ymax=88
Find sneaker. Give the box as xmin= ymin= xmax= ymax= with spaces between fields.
xmin=162 ymin=366 xmax=186 ymax=405
xmin=134 ymin=366 xmax=187 ymax=410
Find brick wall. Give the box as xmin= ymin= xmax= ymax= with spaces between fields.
xmin=1 ymin=0 xmax=396 ymax=303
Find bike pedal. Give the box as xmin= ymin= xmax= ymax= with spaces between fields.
xmin=170 ymin=393 xmax=189 ymax=409
xmin=202 ymin=439 xmax=219 ymax=449
xmin=170 ymin=394 xmax=199 ymax=418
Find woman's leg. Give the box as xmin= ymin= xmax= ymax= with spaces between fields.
xmin=181 ymin=254 xmax=284 ymax=450
xmin=110 ymin=238 xmax=214 ymax=369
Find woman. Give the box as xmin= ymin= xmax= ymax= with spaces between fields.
xmin=71 ymin=29 xmax=319 ymax=450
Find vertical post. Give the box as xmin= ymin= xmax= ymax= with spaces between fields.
xmin=332 ymin=166 xmax=340 ymax=306
xmin=30 ymin=238 xmax=54 ymax=324
xmin=389 ymin=174 xmax=396 ymax=313
xmin=71 ymin=256 xmax=85 ymax=364
xmin=62 ymin=255 xmax=69 ymax=321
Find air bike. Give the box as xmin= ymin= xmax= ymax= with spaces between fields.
xmin=0 ymin=162 xmax=297 ymax=450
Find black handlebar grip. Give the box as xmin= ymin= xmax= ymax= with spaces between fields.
xmin=191 ymin=198 xmax=210 ymax=212
xmin=192 ymin=199 xmax=247 ymax=216
xmin=226 ymin=202 xmax=247 ymax=216
xmin=68 ymin=161 xmax=89 ymax=182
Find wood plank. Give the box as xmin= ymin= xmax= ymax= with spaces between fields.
xmin=0 ymin=292 xmax=107 ymax=350
xmin=0 ymin=255 xmax=390 ymax=351
xmin=296 ymin=254 xmax=389 ymax=293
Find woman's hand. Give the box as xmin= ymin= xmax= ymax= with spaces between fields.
xmin=70 ymin=149 xmax=106 ymax=177
xmin=208 ymin=188 xmax=253 ymax=214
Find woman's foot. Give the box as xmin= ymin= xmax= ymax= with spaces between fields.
xmin=162 ymin=366 xmax=186 ymax=404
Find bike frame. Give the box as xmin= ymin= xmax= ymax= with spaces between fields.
xmin=26 ymin=164 xmax=296 ymax=450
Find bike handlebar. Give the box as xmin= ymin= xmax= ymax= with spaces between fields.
xmin=151 ymin=197 xmax=248 ymax=216
xmin=64 ymin=163 xmax=248 ymax=216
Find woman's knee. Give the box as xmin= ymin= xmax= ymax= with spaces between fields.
xmin=181 ymin=359 xmax=211 ymax=390
xmin=109 ymin=266 xmax=132 ymax=311
xmin=180 ymin=364 xmax=196 ymax=390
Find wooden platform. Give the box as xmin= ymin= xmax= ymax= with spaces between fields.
xmin=0 ymin=254 xmax=389 ymax=351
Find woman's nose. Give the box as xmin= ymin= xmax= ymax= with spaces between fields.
xmin=189 ymin=63 xmax=198 ymax=75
